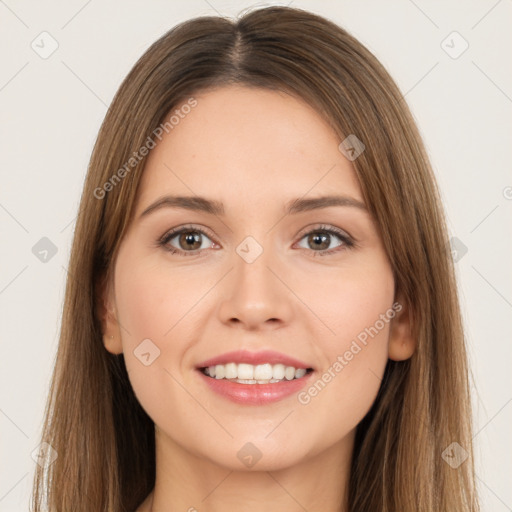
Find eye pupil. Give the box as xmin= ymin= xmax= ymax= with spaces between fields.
xmin=309 ymin=233 xmax=329 ymax=250
xmin=180 ymin=232 xmax=201 ymax=250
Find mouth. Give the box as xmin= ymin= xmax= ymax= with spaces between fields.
xmin=199 ymin=363 xmax=314 ymax=385
xmin=195 ymin=349 xmax=315 ymax=404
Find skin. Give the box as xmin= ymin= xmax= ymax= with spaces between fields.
xmin=100 ymin=85 xmax=415 ymax=512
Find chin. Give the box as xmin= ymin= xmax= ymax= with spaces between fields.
xmin=199 ymin=436 xmax=314 ymax=472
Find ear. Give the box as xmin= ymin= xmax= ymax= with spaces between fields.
xmin=96 ymin=271 xmax=123 ymax=355
xmin=388 ymin=292 xmax=415 ymax=361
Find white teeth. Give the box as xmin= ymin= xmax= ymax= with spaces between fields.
xmin=273 ymin=364 xmax=285 ymax=380
xmin=237 ymin=363 xmax=254 ymax=380
xmin=295 ymin=368 xmax=307 ymax=378
xmin=253 ymin=363 xmax=273 ymax=380
xmin=214 ymin=364 xmax=225 ymax=379
xmin=224 ymin=362 xmax=237 ymax=379
xmin=284 ymin=366 xmax=296 ymax=380
xmin=203 ymin=362 xmax=310 ymax=382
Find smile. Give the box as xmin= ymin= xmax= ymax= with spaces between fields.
xmin=200 ymin=362 xmax=313 ymax=384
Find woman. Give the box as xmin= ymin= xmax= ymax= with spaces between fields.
xmin=31 ymin=6 xmax=479 ymax=511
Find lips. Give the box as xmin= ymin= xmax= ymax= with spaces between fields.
xmin=198 ymin=369 xmax=315 ymax=405
xmin=195 ymin=349 xmax=315 ymax=405
xmin=196 ymin=349 xmax=313 ymax=370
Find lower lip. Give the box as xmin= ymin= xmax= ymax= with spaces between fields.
xmin=197 ymin=369 xmax=314 ymax=405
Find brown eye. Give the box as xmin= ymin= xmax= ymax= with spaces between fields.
xmin=295 ymin=225 xmax=355 ymax=256
xmin=177 ymin=231 xmax=203 ymax=251
xmin=306 ymin=232 xmax=331 ymax=251
xmin=159 ymin=226 xmax=216 ymax=256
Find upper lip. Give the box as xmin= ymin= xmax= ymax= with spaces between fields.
xmin=196 ymin=350 xmax=313 ymax=369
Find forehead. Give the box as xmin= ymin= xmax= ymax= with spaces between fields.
xmin=135 ymin=85 xmax=363 ymax=213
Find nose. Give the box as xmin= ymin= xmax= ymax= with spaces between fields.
xmin=216 ymin=240 xmax=294 ymax=331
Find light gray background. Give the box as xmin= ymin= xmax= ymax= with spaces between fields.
xmin=1 ymin=1 xmax=511 ymax=510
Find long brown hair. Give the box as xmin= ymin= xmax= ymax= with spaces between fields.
xmin=31 ymin=6 xmax=479 ymax=511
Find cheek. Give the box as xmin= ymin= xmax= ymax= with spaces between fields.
xmin=114 ymin=245 xmax=205 ymax=348
xmin=295 ymin=264 xmax=394 ymax=435
xmin=299 ymin=256 xmax=394 ymax=353
xmin=112 ymin=248 xmax=199 ymax=414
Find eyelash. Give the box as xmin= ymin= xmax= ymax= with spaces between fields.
xmin=157 ymin=223 xmax=356 ymax=258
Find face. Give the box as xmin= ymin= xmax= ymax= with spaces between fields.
xmin=102 ymin=85 xmax=413 ymax=471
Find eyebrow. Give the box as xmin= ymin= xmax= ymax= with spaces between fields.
xmin=138 ymin=194 xmax=367 ymax=219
